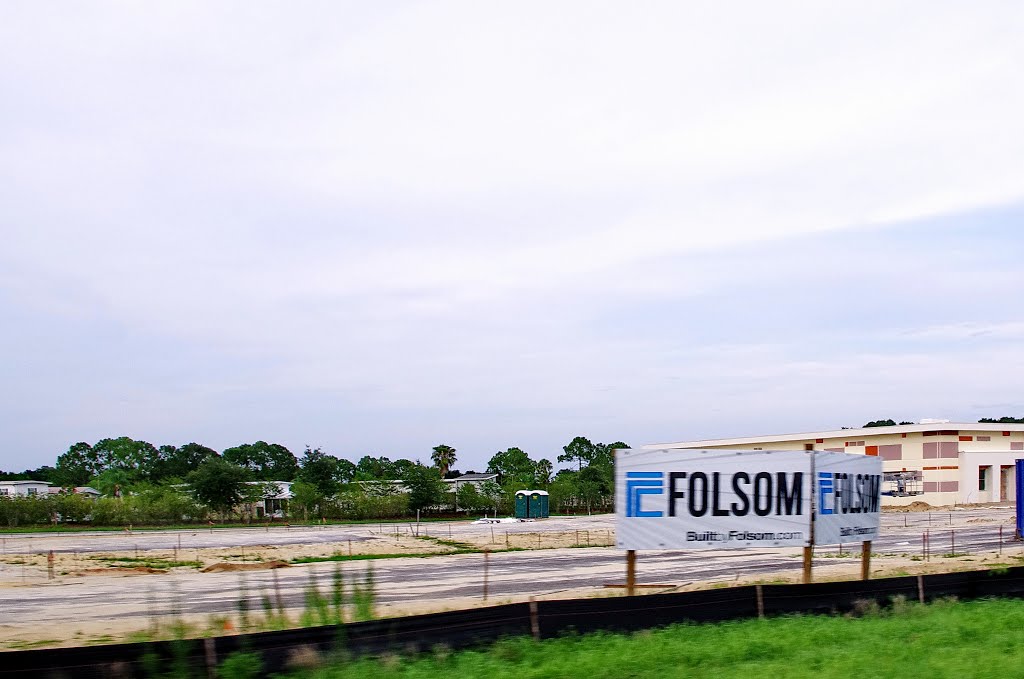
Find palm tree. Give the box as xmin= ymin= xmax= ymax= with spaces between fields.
xmin=431 ymin=444 xmax=457 ymax=478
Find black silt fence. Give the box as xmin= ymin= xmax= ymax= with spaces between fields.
xmin=6 ymin=567 xmax=1024 ymax=678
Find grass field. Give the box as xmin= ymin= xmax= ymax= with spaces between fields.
xmin=298 ymin=597 xmax=1024 ymax=679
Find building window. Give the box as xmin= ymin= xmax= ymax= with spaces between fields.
xmin=978 ymin=436 xmax=991 ymax=442
xmin=979 ymin=467 xmax=989 ymax=492
xmin=0 ymin=488 xmax=8 ymax=496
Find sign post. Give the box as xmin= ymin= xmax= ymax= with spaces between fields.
xmin=812 ymin=450 xmax=883 ymax=580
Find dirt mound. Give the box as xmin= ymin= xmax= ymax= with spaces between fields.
xmin=886 ymin=501 xmax=935 ymax=513
xmin=74 ymin=567 xmax=167 ymax=576
xmin=201 ymin=560 xmax=291 ymax=573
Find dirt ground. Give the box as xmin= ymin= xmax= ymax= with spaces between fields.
xmin=0 ymin=508 xmax=1017 ymax=650
xmin=0 ymin=524 xmax=616 ymax=579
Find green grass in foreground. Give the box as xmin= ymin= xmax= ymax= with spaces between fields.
xmin=300 ymin=597 xmax=1024 ymax=679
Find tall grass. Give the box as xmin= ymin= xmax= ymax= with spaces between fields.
xmin=301 ymin=597 xmax=1024 ymax=679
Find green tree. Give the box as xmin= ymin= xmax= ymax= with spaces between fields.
xmin=159 ymin=442 xmax=219 ymax=480
xmin=52 ymin=491 xmax=93 ymax=523
xmin=534 ymin=458 xmax=553 ymax=487
xmin=54 ymin=442 xmax=99 ymax=487
xmin=430 ymin=444 xmax=457 ymax=477
xmin=354 ymin=455 xmax=397 ymax=481
xmin=297 ymin=447 xmax=342 ymax=497
xmin=402 ymin=463 xmax=446 ymax=513
xmin=222 ymin=441 xmax=298 ymax=481
xmin=92 ymin=437 xmax=163 ymax=482
xmin=335 ymin=458 xmax=357 ymax=484
xmin=391 ymin=458 xmax=417 ymax=479
xmin=558 ymin=436 xmax=596 ymax=472
xmin=478 ymin=480 xmax=508 ymax=514
xmin=577 ymin=465 xmax=613 ymax=513
xmin=187 ymin=457 xmax=251 ymax=518
xmin=289 ymin=480 xmax=325 ymax=522
xmin=456 ymin=483 xmax=490 ymax=512
xmin=486 ymin=447 xmax=536 ymax=487
xmin=979 ymin=416 xmax=1024 ymax=423
xmin=863 ymin=419 xmax=897 ymax=428
xmin=90 ymin=468 xmax=135 ymax=498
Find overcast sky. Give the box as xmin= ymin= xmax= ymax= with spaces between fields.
xmin=2 ymin=1 xmax=1024 ymax=473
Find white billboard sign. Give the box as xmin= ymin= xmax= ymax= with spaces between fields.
xmin=616 ymin=449 xmax=812 ymax=550
xmin=813 ymin=451 xmax=883 ymax=545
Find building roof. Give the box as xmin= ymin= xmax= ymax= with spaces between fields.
xmin=448 ymin=473 xmax=498 ymax=481
xmin=645 ymin=422 xmax=1024 ymax=449
xmin=0 ymin=480 xmax=52 ymax=486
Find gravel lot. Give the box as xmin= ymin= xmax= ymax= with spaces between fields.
xmin=0 ymin=506 xmax=1018 ymax=649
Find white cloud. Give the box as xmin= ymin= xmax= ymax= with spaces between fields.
xmin=2 ymin=1 xmax=1024 ymax=466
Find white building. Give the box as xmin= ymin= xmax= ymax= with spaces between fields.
xmin=0 ymin=480 xmax=52 ymax=497
xmin=646 ymin=422 xmax=1024 ymax=506
xmin=444 ymin=473 xmax=498 ymax=493
xmin=244 ymin=481 xmax=292 ymax=519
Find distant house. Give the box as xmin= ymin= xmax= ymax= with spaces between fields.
xmin=0 ymin=480 xmax=52 ymax=497
xmin=353 ymin=480 xmax=409 ymax=495
xmin=444 ymin=473 xmax=498 ymax=493
xmin=243 ymin=481 xmax=292 ymax=519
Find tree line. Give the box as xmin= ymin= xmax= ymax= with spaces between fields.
xmin=0 ymin=436 xmax=627 ymax=526
xmin=862 ymin=417 xmax=1024 ymax=428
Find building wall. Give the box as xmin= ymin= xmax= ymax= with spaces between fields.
xmin=0 ymin=482 xmax=51 ymax=497
xmin=668 ymin=428 xmax=1024 ymax=506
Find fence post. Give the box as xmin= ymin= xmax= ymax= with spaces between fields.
xmin=626 ymin=550 xmax=636 ymax=596
xmin=483 ymin=549 xmax=490 ymax=601
xmin=529 ymin=598 xmax=540 ymax=640
xmin=755 ymin=584 xmax=765 ymax=619
xmin=204 ymin=637 xmax=217 ymax=679
xmin=802 ymin=546 xmax=813 ymax=584
xmin=860 ymin=541 xmax=872 ymax=580
xmin=917 ymin=574 xmax=925 ymax=604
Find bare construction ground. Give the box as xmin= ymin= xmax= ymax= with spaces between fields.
xmin=1 ymin=506 xmax=1019 ymax=650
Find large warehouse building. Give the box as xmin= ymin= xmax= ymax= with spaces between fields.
xmin=645 ymin=422 xmax=1024 ymax=506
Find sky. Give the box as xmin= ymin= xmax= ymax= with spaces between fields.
xmin=2 ymin=1 xmax=1024 ymax=473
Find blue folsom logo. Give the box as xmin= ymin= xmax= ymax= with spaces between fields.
xmin=626 ymin=471 xmax=664 ymax=517
xmin=818 ymin=471 xmax=880 ymax=514
xmin=818 ymin=472 xmax=835 ymax=515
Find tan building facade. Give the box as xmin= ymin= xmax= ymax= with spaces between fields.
xmin=645 ymin=422 xmax=1024 ymax=506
